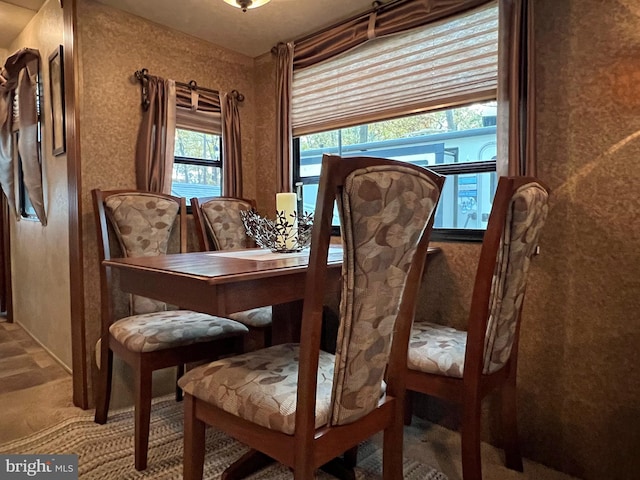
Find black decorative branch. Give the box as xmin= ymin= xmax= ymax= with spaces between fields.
xmin=241 ymin=209 xmax=313 ymax=252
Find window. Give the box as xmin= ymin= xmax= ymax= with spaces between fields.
xmin=291 ymin=2 xmax=498 ymax=239
xmin=294 ymin=103 xmax=497 ymax=237
xmin=171 ymin=128 xmax=222 ymax=204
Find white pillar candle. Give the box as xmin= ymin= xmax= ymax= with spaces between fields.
xmin=276 ymin=192 xmax=298 ymax=250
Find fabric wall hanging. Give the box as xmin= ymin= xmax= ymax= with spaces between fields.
xmin=0 ymin=48 xmax=47 ymax=225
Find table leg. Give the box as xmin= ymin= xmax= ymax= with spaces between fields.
xmin=271 ymin=300 xmax=303 ymax=344
xmin=320 ymin=457 xmax=356 ymax=480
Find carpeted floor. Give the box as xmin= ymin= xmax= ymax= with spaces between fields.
xmin=0 ymin=396 xmax=447 ymax=479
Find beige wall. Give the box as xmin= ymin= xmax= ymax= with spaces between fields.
xmin=65 ymin=0 xmax=639 ymax=478
xmin=415 ymin=1 xmax=640 ymax=479
xmin=527 ymin=1 xmax=638 ymax=477
xmin=76 ymin=0 xmax=260 ymax=402
xmin=7 ymin=0 xmax=71 ymax=369
xmin=252 ymin=51 xmax=279 ymax=215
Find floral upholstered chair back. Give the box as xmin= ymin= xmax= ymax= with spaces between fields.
xmin=328 ymin=163 xmax=442 ymax=426
xmin=197 ymin=198 xmax=253 ymax=251
xmin=103 ymin=192 xmax=184 ymax=315
xmin=479 ymin=181 xmax=549 ymax=374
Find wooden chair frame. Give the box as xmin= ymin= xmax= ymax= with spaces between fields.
xmin=183 ymin=154 xmax=444 ymax=480
xmin=190 ymin=196 xmax=257 ymax=252
xmin=190 ymin=195 xmax=271 ymax=350
xmin=405 ymin=176 xmax=550 ymax=480
xmin=92 ymin=189 xmax=244 ymax=471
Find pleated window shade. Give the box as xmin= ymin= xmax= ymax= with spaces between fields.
xmin=175 ymin=107 xmax=222 ymax=135
xmin=175 ymin=86 xmax=222 ymax=134
xmin=292 ymin=2 xmax=498 ymax=137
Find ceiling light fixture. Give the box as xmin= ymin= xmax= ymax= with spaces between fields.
xmin=223 ymin=0 xmax=271 ymax=12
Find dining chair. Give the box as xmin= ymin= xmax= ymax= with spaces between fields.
xmin=191 ymin=196 xmax=273 ymax=349
xmin=179 ymin=154 xmax=444 ymax=480
xmin=404 ymin=176 xmax=550 ymax=480
xmin=92 ymin=189 xmax=249 ymax=471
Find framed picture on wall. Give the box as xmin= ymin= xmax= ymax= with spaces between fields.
xmin=49 ymin=45 xmax=65 ymax=156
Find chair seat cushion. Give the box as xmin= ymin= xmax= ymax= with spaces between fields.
xmin=228 ymin=306 xmax=272 ymax=328
xmin=407 ymin=322 xmax=467 ymax=378
xmin=178 ymin=343 xmax=335 ymax=435
xmin=109 ymin=310 xmax=248 ymax=353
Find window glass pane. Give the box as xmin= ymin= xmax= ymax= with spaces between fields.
xmin=171 ymin=163 xmax=221 ymax=199
xmin=172 ymin=128 xmax=222 ymax=201
xmin=296 ymin=102 xmax=497 ymax=230
xmin=175 ymin=129 xmax=220 ymax=161
xmin=437 ymin=171 xmax=497 ymax=229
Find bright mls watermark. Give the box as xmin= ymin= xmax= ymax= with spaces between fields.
xmin=1 ymin=455 xmax=78 ymax=479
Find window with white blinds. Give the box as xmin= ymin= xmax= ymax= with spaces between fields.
xmin=291 ymin=1 xmax=498 ymax=137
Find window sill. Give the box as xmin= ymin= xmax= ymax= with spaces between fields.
xmin=431 ymin=229 xmax=484 ymax=242
xmin=330 ymin=227 xmax=484 ymax=242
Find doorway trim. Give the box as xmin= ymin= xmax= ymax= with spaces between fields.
xmin=63 ymin=0 xmax=88 ymax=409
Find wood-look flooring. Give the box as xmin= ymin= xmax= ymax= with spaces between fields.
xmin=0 ymin=318 xmax=79 ymax=445
xmin=0 ymin=319 xmax=69 ymax=395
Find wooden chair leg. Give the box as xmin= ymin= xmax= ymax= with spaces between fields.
xmin=293 ymin=461 xmax=316 ymax=480
xmin=293 ymin=435 xmax=316 ymax=480
xmin=382 ymin=415 xmax=404 ymax=479
xmin=501 ymin=378 xmax=523 ymax=471
xmin=460 ymin=396 xmax=483 ymax=480
xmin=404 ymin=390 xmax=413 ymax=426
xmin=320 ymin=445 xmax=357 ymax=480
xmin=94 ymin=347 xmax=113 ymax=425
xmin=263 ymin=326 xmax=272 ymax=348
xmin=183 ymin=395 xmax=206 ymax=480
xmin=134 ymin=364 xmax=153 ymax=471
xmin=343 ymin=445 xmax=358 ymax=468
xmin=176 ymin=364 xmax=185 ymax=402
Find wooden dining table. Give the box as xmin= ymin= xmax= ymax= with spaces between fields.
xmin=104 ymin=246 xmax=345 ymax=344
xmin=104 ymin=244 xmax=440 ymax=345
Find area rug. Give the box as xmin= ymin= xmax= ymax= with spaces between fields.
xmin=0 ymin=396 xmax=447 ymax=479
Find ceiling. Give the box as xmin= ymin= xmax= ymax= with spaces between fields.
xmin=0 ymin=0 xmax=46 ymax=50
xmin=94 ymin=0 xmax=376 ymax=57
xmin=2 ymin=0 xmax=377 ymax=57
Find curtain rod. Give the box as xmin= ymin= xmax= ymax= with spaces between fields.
xmin=134 ymin=68 xmax=244 ymax=110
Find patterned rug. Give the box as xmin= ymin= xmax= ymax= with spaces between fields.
xmin=0 ymin=396 xmax=447 ymax=479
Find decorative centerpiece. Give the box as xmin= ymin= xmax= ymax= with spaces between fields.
xmin=241 ymin=193 xmax=313 ymax=253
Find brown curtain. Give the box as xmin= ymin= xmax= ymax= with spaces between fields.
xmin=135 ymin=76 xmax=176 ymax=193
xmin=176 ymin=85 xmax=221 ymax=112
xmin=275 ymin=42 xmax=293 ymax=193
xmin=274 ymin=0 xmax=494 ymax=191
xmin=293 ymin=0 xmax=493 ymax=69
xmin=221 ymin=91 xmax=243 ymax=197
xmin=0 ymin=48 xmax=46 ymax=225
xmin=497 ymin=0 xmax=535 ymax=177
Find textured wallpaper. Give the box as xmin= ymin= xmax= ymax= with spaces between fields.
xmin=76 ymin=0 xmax=260 ymax=402
xmin=416 ymin=1 xmax=640 ymax=478
xmin=71 ymin=0 xmax=640 ymax=478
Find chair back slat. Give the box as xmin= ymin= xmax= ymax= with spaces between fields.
xmin=191 ymin=197 xmax=255 ymax=251
xmin=482 ymin=182 xmax=549 ymax=373
xmin=95 ymin=190 xmax=185 ymax=316
xmin=294 ymin=155 xmax=443 ymax=433
xmin=104 ymin=193 xmax=180 ymax=257
xmin=330 ymin=164 xmax=442 ymax=425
